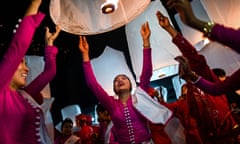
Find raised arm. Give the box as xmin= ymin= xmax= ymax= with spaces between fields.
xmin=141 ymin=22 xmax=151 ymax=49
xmin=166 ymin=0 xmax=240 ymax=53
xmin=79 ymin=36 xmax=90 ymax=62
xmin=156 ymin=11 xmax=215 ymax=82
xmin=156 ymin=11 xmax=199 ymax=60
xmin=139 ymin=22 xmax=153 ymax=91
xmin=156 ymin=11 xmax=178 ymax=38
xmin=166 ymin=0 xmax=207 ymax=35
xmin=0 ymin=0 xmax=44 ymax=90
xmin=79 ymin=36 xmax=115 ymax=113
xmin=24 ymin=26 xmax=61 ymax=104
xmin=174 ymin=56 xmax=199 ymax=82
xmin=195 ymin=69 xmax=240 ymax=95
xmin=25 ymin=0 xmax=42 ymax=16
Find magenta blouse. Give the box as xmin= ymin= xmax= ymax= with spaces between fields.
xmin=0 ymin=13 xmax=58 ymax=144
xmin=194 ymin=24 xmax=240 ymax=95
xmin=83 ymin=48 xmax=152 ymax=144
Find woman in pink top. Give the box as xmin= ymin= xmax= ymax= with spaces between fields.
xmin=79 ymin=22 xmax=153 ymax=143
xmin=0 ymin=0 xmax=61 ymax=143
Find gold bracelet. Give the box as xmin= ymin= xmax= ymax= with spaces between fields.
xmin=203 ymin=21 xmax=215 ymax=37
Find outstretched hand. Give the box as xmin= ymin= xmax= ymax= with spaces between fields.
xmin=156 ymin=11 xmax=178 ymax=38
xmin=25 ymin=0 xmax=42 ymax=16
xmin=45 ymin=25 xmax=61 ymax=46
xmin=141 ymin=22 xmax=151 ymax=48
xmin=141 ymin=22 xmax=151 ymax=41
xmin=79 ymin=36 xmax=89 ymax=54
xmin=175 ymin=55 xmax=194 ymax=81
xmin=79 ymin=36 xmax=90 ymax=61
xmin=156 ymin=11 xmax=171 ymax=29
xmin=166 ymin=0 xmax=196 ymax=27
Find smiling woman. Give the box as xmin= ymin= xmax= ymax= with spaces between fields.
xmin=0 ymin=0 xmax=61 ymax=143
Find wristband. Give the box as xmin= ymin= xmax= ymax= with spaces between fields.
xmin=203 ymin=21 xmax=215 ymax=37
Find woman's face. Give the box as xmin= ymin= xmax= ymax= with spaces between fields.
xmin=62 ymin=122 xmax=73 ymax=135
xmin=97 ymin=111 xmax=107 ymax=122
xmin=10 ymin=59 xmax=29 ymax=90
xmin=113 ymin=74 xmax=131 ymax=94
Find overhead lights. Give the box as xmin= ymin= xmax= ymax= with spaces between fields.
xmin=101 ymin=0 xmax=119 ymax=14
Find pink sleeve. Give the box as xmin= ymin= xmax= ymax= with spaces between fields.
xmin=0 ymin=13 xmax=45 ymax=91
xmin=210 ymin=24 xmax=240 ymax=53
xmin=24 ymin=45 xmax=58 ymax=103
xmin=139 ymin=48 xmax=152 ymax=92
xmin=195 ymin=68 xmax=240 ymax=95
xmin=83 ymin=61 xmax=116 ymax=113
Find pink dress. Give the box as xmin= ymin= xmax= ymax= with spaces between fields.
xmin=83 ymin=48 xmax=152 ymax=143
xmin=0 ymin=13 xmax=58 ymax=144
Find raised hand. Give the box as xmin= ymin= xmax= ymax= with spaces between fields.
xmin=45 ymin=25 xmax=61 ymax=46
xmin=156 ymin=11 xmax=171 ymax=29
xmin=166 ymin=0 xmax=195 ymax=26
xmin=79 ymin=36 xmax=90 ymax=61
xmin=79 ymin=36 xmax=89 ymax=53
xmin=156 ymin=11 xmax=178 ymax=38
xmin=140 ymin=22 xmax=151 ymax=48
xmin=25 ymin=0 xmax=42 ymax=16
xmin=175 ymin=55 xmax=198 ymax=81
xmin=166 ymin=0 xmax=207 ymax=33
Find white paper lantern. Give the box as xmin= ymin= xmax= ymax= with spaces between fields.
xmin=49 ymin=0 xmax=151 ymax=35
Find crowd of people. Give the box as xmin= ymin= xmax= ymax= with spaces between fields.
xmin=1 ymin=0 xmax=240 ymax=143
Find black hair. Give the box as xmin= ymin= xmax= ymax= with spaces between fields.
xmin=113 ymin=74 xmax=132 ymax=94
xmin=96 ymin=103 xmax=106 ymax=113
xmin=212 ymin=68 xmax=226 ymax=77
xmin=61 ymin=118 xmax=73 ymax=130
xmin=96 ymin=103 xmax=111 ymax=122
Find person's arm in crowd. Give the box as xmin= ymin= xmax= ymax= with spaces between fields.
xmin=166 ymin=0 xmax=240 ymax=53
xmin=0 ymin=0 xmax=44 ymax=90
xmin=175 ymin=55 xmax=240 ymax=95
xmin=25 ymin=0 xmax=42 ymax=16
xmin=174 ymin=56 xmax=200 ymax=82
xmin=139 ymin=22 xmax=153 ymax=92
xmin=79 ymin=36 xmax=115 ymax=113
xmin=194 ymin=69 xmax=240 ymax=96
xmin=24 ymin=26 xmax=61 ymax=104
xmin=156 ymin=11 xmax=178 ymax=38
xmin=156 ymin=11 xmax=215 ymax=82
